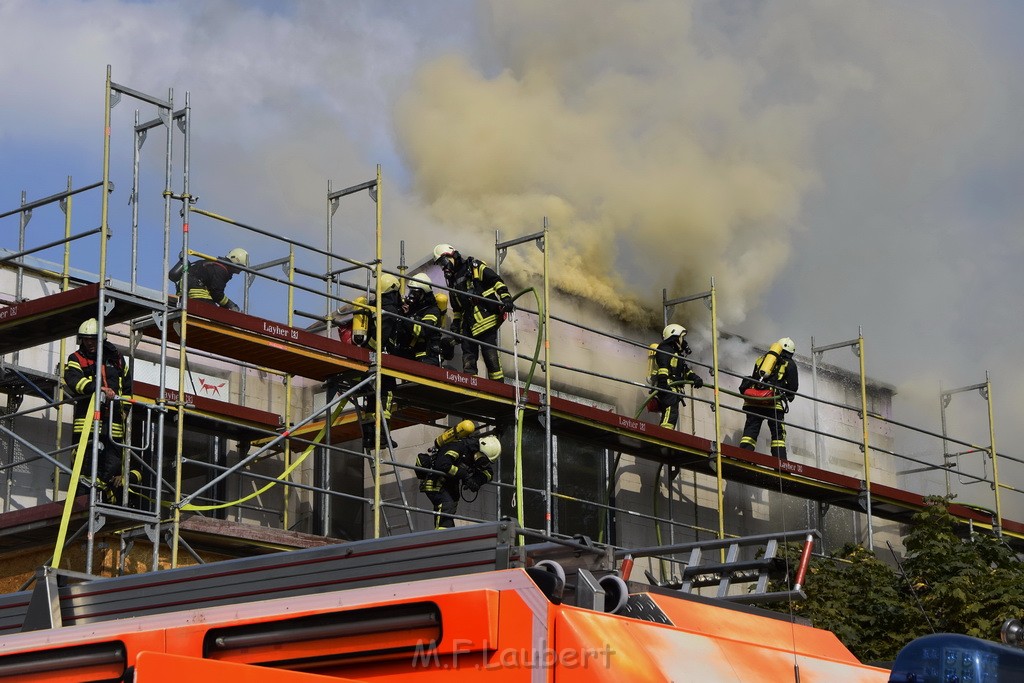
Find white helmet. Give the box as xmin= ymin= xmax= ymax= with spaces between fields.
xmin=478 ymin=435 xmax=501 ymax=462
xmin=78 ymin=318 xmax=99 ymax=337
xmin=407 ymin=273 xmax=433 ymax=292
xmin=779 ymin=337 xmax=796 ymax=354
xmin=662 ymin=324 xmax=686 ymax=341
xmin=225 ymin=248 xmax=249 ymax=268
xmin=433 ymin=243 xmax=457 ymax=264
xmin=377 ymin=273 xmax=400 ymax=294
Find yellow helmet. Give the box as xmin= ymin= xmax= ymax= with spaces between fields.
xmin=78 ymin=318 xmax=99 ymax=337
xmin=407 ymin=273 xmax=433 ymax=293
xmin=377 ymin=273 xmax=400 ymax=294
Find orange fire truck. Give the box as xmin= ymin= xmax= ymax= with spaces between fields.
xmin=0 ymin=522 xmax=890 ymax=682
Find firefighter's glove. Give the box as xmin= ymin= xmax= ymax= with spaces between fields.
xmin=464 ymin=470 xmax=488 ymax=493
xmin=440 ymin=337 xmax=456 ymax=360
xmin=691 ymin=375 xmax=704 ymax=389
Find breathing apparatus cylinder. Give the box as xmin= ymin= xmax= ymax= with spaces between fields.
xmin=755 ymin=341 xmax=784 ymax=378
xmin=352 ymin=296 xmax=370 ymax=346
xmin=168 ymin=255 xmax=185 ymax=284
xmin=434 ymin=419 xmax=476 ymax=449
xmin=645 ymin=343 xmax=660 ymax=382
xmin=434 ymin=292 xmax=448 ymax=316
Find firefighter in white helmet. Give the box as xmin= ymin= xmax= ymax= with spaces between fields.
xmin=432 ymin=244 xmax=513 ymax=382
xmin=738 ymin=337 xmax=799 ymax=460
xmin=169 ymin=247 xmax=249 ymax=311
xmin=417 ymin=434 xmax=501 ymax=529
xmin=650 ymin=323 xmax=704 ymax=430
xmin=63 ymin=318 xmax=134 ymax=500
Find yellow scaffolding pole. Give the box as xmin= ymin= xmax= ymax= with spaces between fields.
xmin=986 ymin=372 xmax=1003 ymax=533
xmin=710 ymin=279 xmax=724 ymax=542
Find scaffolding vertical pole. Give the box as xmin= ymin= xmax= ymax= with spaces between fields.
xmin=811 ymin=336 xmax=823 ymax=470
xmin=809 ymin=335 xmax=823 ymax=542
xmin=372 ymin=164 xmax=383 ymax=539
xmin=319 ymin=180 xmax=336 ymax=535
xmin=130 ymin=109 xmax=141 ymax=292
xmin=710 ymin=278 xmax=724 ymax=542
xmin=283 ymin=245 xmax=296 ymax=531
xmin=857 ymin=328 xmax=874 ymax=551
xmin=326 ymin=180 xmax=335 ymax=337
xmin=15 ymin=191 xmax=26 ymax=307
xmin=85 ymin=66 xmax=118 ymax=574
xmin=662 ymin=283 xmax=721 ymax=541
xmin=171 ymin=92 xmax=192 ymax=568
xmin=152 ymin=87 xmax=175 ymax=571
xmin=542 ymin=218 xmax=553 ymax=534
xmin=495 ymin=226 xmax=548 ymax=533
xmin=53 ymin=177 xmax=73 ymax=501
xmin=939 ymin=381 xmax=952 ymax=496
xmin=985 ymin=372 xmax=1002 ymax=535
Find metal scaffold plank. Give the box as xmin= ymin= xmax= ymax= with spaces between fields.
xmin=0 ymin=284 xmax=159 ymax=356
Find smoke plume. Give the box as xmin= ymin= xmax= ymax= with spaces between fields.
xmin=394 ymin=1 xmax=835 ymax=327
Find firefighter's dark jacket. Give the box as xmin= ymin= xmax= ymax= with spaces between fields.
xmin=739 ymin=353 xmax=799 ymax=405
xmin=652 ymin=339 xmax=699 ymax=391
xmin=399 ymin=296 xmax=442 ymax=361
xmin=419 ymin=438 xmax=494 ymax=493
xmin=447 ymin=258 xmax=512 ymax=338
xmin=365 ymin=290 xmax=405 ymax=353
xmin=186 ymin=259 xmax=235 ymax=307
xmin=64 ymin=341 xmax=132 ymax=438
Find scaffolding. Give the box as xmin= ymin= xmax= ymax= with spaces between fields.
xmin=0 ymin=67 xmax=1022 ymax=590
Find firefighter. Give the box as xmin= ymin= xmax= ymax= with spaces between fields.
xmin=397 ymin=273 xmax=444 ymax=366
xmin=651 ymin=324 xmax=704 ymax=429
xmin=63 ymin=318 xmax=133 ymax=496
xmin=738 ymin=337 xmax=799 ymax=460
xmin=417 ymin=435 xmax=501 ymax=529
xmin=170 ymin=247 xmax=248 ymax=311
xmin=352 ymin=273 xmax=404 ymax=448
xmin=433 ymin=244 xmax=513 ymax=382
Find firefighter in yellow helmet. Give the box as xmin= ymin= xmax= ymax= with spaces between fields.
xmin=352 ymin=272 xmax=405 ymax=449
xmin=170 ymin=247 xmax=249 ymax=311
xmin=433 ymin=244 xmax=513 ymax=382
xmin=738 ymin=337 xmax=799 ymax=460
xmin=63 ymin=318 xmax=133 ymax=497
xmin=396 ymin=273 xmax=445 ymax=366
xmin=417 ymin=434 xmax=501 ymax=529
xmin=651 ymin=324 xmax=704 ymax=430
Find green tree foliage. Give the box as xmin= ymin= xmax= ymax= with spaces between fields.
xmin=768 ymin=497 xmax=1024 ymax=662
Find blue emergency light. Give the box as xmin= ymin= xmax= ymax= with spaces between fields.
xmin=888 ymin=631 xmax=1024 ymax=682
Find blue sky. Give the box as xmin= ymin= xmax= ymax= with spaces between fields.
xmin=3 ymin=0 xmax=1024 ymax=510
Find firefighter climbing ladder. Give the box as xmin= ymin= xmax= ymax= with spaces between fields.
xmin=364 ymin=423 xmax=415 ymax=536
